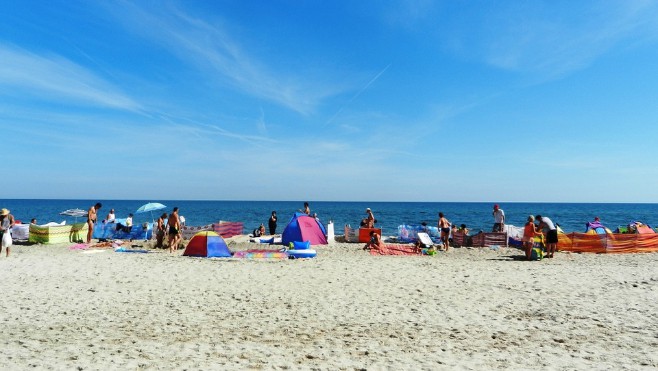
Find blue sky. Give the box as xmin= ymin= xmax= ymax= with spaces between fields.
xmin=2 ymin=0 xmax=658 ymax=202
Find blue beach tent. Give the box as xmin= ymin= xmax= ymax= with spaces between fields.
xmin=282 ymin=212 xmax=328 ymax=246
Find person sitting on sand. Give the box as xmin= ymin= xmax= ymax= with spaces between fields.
xmin=253 ymin=224 xmax=266 ymax=237
xmin=155 ymin=212 xmax=167 ymax=249
xmin=363 ymin=230 xmax=382 ymax=251
xmin=167 ymin=207 xmax=181 ymax=253
xmin=115 ymin=213 xmax=134 ymax=234
xmin=301 ymin=202 xmax=310 ymax=215
xmin=523 ymin=215 xmax=542 ymax=260
xmin=106 ymin=209 xmax=116 ymax=223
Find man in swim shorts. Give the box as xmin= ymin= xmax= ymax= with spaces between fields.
xmin=438 ymin=212 xmax=451 ymax=251
xmin=167 ymin=207 xmax=181 ymax=253
xmin=536 ymin=215 xmax=558 ymax=258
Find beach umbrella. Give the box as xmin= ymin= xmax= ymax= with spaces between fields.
xmin=59 ymin=208 xmax=88 ymax=223
xmin=135 ymin=202 xmax=167 ymax=224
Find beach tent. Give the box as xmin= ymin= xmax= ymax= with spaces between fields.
xmin=183 ymin=231 xmax=231 ymax=258
xmin=585 ymin=221 xmax=613 ymax=235
xmin=624 ymin=221 xmax=656 ymax=234
xmin=282 ymin=212 xmax=328 ymax=246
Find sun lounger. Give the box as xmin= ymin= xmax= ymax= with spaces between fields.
xmin=417 ymin=232 xmax=435 ymax=248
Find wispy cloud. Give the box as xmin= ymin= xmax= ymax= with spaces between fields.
xmin=479 ymin=2 xmax=658 ymax=78
xmin=0 ymin=44 xmax=141 ymax=112
xmin=106 ymin=2 xmax=344 ymax=115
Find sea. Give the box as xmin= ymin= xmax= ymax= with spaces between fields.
xmin=3 ymin=199 xmax=658 ymax=235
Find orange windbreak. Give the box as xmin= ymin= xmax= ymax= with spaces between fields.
xmin=558 ymin=233 xmax=658 ymax=253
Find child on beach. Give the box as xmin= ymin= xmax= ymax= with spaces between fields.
xmin=523 ymin=215 xmax=542 ymax=260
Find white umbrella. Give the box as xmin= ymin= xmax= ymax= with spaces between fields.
xmin=59 ymin=208 xmax=88 ymax=223
xmin=135 ymin=202 xmax=167 ymax=224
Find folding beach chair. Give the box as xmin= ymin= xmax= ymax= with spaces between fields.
xmin=417 ymin=232 xmax=435 ymax=249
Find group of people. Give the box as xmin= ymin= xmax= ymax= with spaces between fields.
xmin=154 ymin=207 xmax=183 ymax=253
xmin=362 ymin=204 xmax=559 ymax=259
xmin=253 ymin=203 xmax=317 ymax=238
xmin=87 ymin=203 xmax=185 ymax=253
xmin=84 ymin=202 xmax=558 ymax=259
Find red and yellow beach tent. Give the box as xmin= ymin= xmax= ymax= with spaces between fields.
xmin=183 ymin=231 xmax=231 ymax=258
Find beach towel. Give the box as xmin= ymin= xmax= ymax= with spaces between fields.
xmin=369 ymin=244 xmax=423 ymax=256
xmin=69 ymin=243 xmax=89 ymax=250
xmin=114 ymin=247 xmax=150 ymax=253
xmin=233 ymin=249 xmax=288 ymax=260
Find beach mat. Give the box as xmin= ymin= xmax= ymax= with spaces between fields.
xmin=370 ymin=244 xmax=422 ymax=256
xmin=233 ymin=249 xmax=288 ymax=260
xmin=69 ymin=243 xmax=89 ymax=250
xmin=115 ymin=247 xmax=150 ymax=253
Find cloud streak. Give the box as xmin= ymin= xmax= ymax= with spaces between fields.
xmin=480 ymin=2 xmax=658 ymax=78
xmin=326 ymin=63 xmax=391 ymax=126
xmin=0 ymin=44 xmax=141 ymax=112
xmin=107 ymin=2 xmax=344 ymax=115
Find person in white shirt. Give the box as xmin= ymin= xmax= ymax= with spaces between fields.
xmin=106 ymin=209 xmax=116 ymax=223
xmin=536 ymin=215 xmax=558 ymax=258
xmin=492 ymin=204 xmax=505 ymax=232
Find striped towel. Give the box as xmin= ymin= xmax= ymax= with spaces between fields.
xmin=233 ymin=249 xmax=288 ymax=260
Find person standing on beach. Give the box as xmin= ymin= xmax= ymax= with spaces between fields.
xmin=536 ymin=215 xmax=558 ymax=258
xmin=268 ymin=211 xmax=277 ymax=235
xmin=87 ymin=203 xmax=102 ymax=244
xmin=302 ymin=202 xmax=310 ymax=215
xmin=492 ymin=204 xmax=505 ymax=232
xmin=167 ymin=207 xmax=181 ymax=253
xmin=438 ymin=212 xmax=450 ymax=251
xmin=1 ymin=208 xmax=15 ymax=257
xmin=523 ymin=215 xmax=542 ymax=260
xmin=155 ymin=212 xmax=167 ymax=248
xmin=365 ymin=208 xmax=375 ymax=228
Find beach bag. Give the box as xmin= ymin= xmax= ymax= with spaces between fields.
xmin=530 ymin=247 xmax=543 ymax=261
xmin=2 ymin=232 xmax=11 ymax=248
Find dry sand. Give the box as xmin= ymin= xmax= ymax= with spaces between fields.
xmin=0 ymin=237 xmax=657 ymax=370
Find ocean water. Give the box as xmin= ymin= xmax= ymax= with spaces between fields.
xmin=2 ymin=199 xmax=658 ymax=235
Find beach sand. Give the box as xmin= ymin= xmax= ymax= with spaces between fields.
xmin=0 ymin=237 xmax=656 ymax=370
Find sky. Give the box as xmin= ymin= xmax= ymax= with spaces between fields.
xmin=2 ymin=0 xmax=658 ymax=202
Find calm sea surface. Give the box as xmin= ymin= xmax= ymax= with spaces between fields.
xmin=2 ymin=199 xmax=658 ymax=235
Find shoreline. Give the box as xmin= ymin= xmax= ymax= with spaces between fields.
xmin=0 ymin=238 xmax=656 ymax=369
